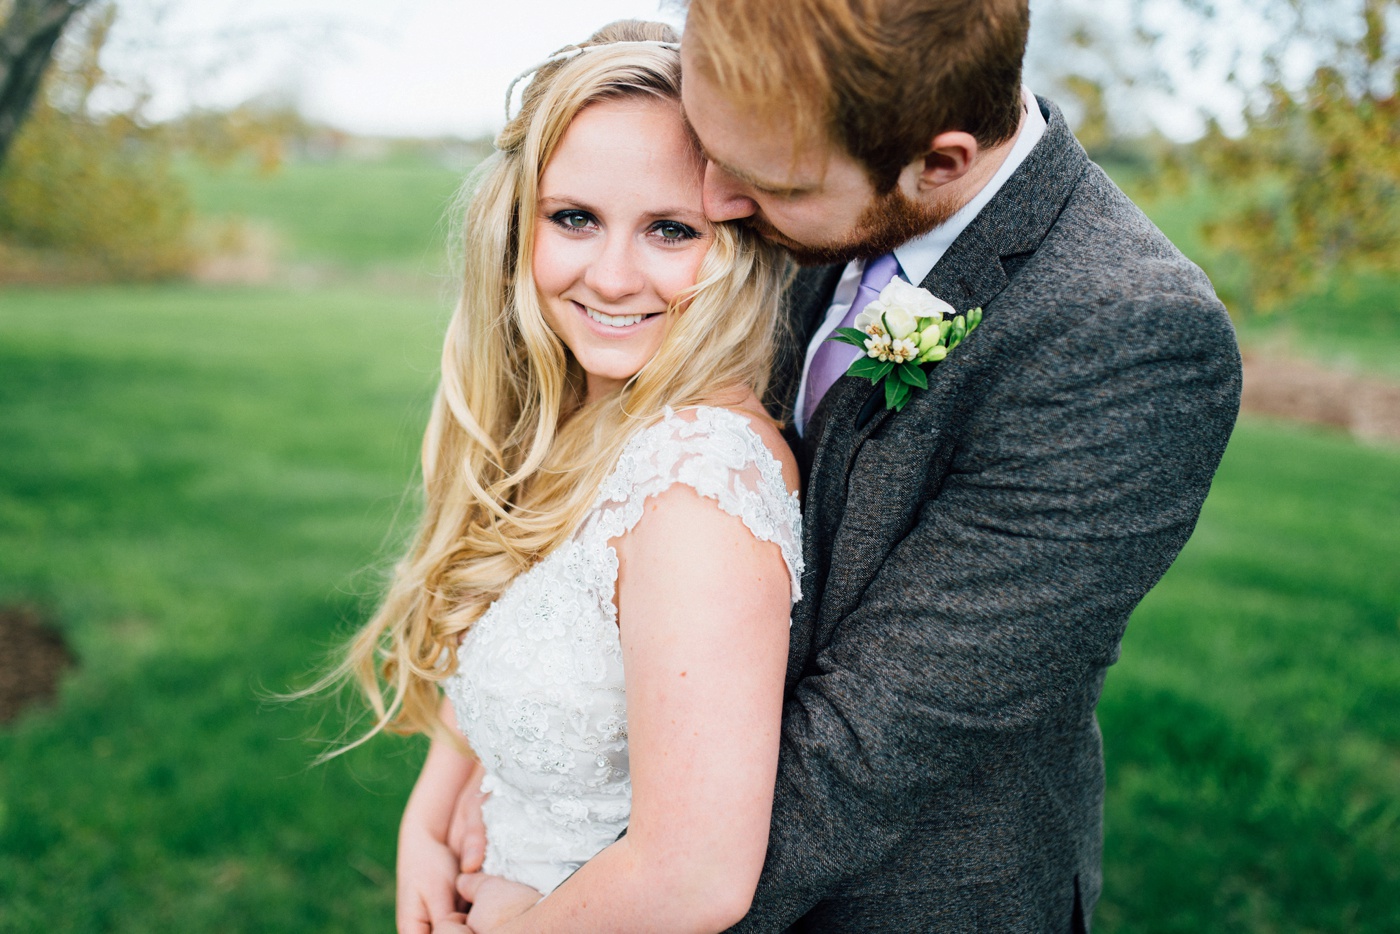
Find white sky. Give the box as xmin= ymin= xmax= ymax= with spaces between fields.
xmin=93 ymin=0 xmax=1260 ymax=140
xmin=100 ymin=0 xmax=688 ymax=138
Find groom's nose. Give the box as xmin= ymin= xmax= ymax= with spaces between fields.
xmin=702 ymin=161 xmax=759 ymax=223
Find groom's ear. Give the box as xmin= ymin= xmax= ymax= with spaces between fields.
xmin=914 ymin=131 xmax=979 ymax=190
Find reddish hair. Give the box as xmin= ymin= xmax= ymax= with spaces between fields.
xmin=685 ymin=0 xmax=1029 ymax=191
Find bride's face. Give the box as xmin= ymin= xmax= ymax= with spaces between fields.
xmin=532 ymin=95 xmax=712 ymax=402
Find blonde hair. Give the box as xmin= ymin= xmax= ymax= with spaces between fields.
xmin=333 ymin=20 xmax=791 ymax=751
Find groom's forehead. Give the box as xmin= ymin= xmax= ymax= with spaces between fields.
xmin=682 ymin=85 xmax=838 ymax=197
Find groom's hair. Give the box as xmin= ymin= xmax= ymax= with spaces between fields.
xmin=685 ymin=0 xmax=1029 ymax=193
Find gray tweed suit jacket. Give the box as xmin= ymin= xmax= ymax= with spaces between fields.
xmin=728 ymin=99 xmax=1242 ymax=932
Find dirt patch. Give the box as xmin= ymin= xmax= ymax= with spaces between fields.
xmin=1241 ymin=353 xmax=1400 ymax=444
xmin=0 ymin=606 xmax=75 ymax=723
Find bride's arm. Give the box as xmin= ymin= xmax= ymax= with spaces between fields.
xmin=472 ymin=482 xmax=792 ymax=933
xmin=395 ymin=698 xmax=484 ymax=933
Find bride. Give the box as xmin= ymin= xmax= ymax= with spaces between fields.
xmin=339 ymin=20 xmax=802 ymax=934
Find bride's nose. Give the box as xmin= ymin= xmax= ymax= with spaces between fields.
xmin=582 ymin=233 xmax=645 ymax=301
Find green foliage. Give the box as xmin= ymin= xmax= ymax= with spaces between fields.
xmin=1178 ymin=73 xmax=1400 ymax=312
xmin=1148 ymin=0 xmax=1400 ymax=313
xmin=0 ymin=102 xmax=193 ymax=280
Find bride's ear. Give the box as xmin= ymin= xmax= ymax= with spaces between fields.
xmin=913 ymin=131 xmax=979 ymax=191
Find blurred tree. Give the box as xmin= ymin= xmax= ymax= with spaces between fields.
xmin=0 ymin=1 xmax=192 ymax=280
xmin=0 ymin=0 xmax=91 ymax=166
xmin=1029 ymin=0 xmax=1400 ymax=313
xmin=1180 ymin=0 xmax=1400 ymax=311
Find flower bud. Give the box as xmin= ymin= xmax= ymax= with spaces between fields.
xmin=917 ymin=322 xmax=943 ymax=353
xmin=882 ymin=306 xmax=919 ymax=340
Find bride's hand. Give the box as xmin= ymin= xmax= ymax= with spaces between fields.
xmin=446 ymin=762 xmax=489 ymax=873
xmin=456 ymin=872 xmax=543 ymax=933
xmin=396 ymin=811 xmax=464 ymax=934
xmin=427 ymin=911 xmax=471 ymax=933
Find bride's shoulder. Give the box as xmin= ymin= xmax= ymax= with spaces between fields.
xmin=652 ymin=403 xmax=799 ymax=498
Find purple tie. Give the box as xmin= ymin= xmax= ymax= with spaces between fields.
xmin=802 ymin=252 xmax=902 ymax=427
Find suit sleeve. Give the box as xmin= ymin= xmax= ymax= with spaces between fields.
xmin=729 ymin=293 xmax=1242 ymax=930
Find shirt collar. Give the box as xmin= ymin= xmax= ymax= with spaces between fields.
xmin=893 ymin=87 xmax=1047 ymax=287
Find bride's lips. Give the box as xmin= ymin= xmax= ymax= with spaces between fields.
xmin=573 ymin=301 xmax=663 ymax=335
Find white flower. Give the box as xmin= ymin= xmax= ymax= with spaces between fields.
xmin=856 ymin=279 xmax=955 ymax=337
xmin=889 ymin=337 xmax=919 ymax=363
xmin=864 ymin=334 xmax=919 ymax=364
xmin=884 ymin=304 xmax=920 ymax=340
xmin=864 ymin=333 xmax=892 ymax=358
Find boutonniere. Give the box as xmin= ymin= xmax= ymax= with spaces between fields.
xmin=828 ymin=279 xmax=983 ymax=412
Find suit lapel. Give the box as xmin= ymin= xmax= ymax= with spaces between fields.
xmin=768 ymin=264 xmax=843 ymax=428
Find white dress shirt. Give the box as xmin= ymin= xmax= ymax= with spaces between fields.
xmin=793 ymin=89 xmax=1047 ymax=436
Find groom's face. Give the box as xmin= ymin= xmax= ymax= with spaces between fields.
xmin=681 ymin=49 xmax=947 ymax=266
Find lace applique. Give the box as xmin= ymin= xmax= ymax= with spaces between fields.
xmin=584 ymin=406 xmax=803 ymax=600
xmin=442 ymin=406 xmax=803 ymax=895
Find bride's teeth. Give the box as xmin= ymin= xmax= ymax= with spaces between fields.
xmin=585 ymin=307 xmax=648 ymax=328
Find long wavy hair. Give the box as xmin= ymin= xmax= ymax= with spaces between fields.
xmin=331 ymin=20 xmax=791 ymax=751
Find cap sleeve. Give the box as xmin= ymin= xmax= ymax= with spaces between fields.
xmin=579 ymin=406 xmax=804 ymax=604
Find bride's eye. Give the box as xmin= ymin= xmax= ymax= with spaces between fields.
xmin=548 ymin=210 xmax=596 ymax=231
xmin=651 ymin=220 xmax=700 ymax=242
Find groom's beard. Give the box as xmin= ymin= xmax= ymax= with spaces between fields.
xmin=750 ymin=184 xmax=958 ymax=268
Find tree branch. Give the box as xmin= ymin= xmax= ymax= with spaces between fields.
xmin=0 ymin=0 xmax=92 ymax=166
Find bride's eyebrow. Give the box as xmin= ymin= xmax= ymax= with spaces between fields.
xmin=537 ymin=195 xmax=592 ymax=211
xmin=641 ymin=208 xmax=707 ymax=225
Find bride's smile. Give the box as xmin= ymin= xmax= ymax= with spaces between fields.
xmin=532 ymin=95 xmax=712 ymax=402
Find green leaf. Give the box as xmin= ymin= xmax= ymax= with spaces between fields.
xmin=847 ymin=356 xmax=886 ymax=379
xmin=885 ymin=375 xmax=910 ymax=410
xmin=830 ymin=327 xmax=870 ymax=348
xmin=897 ymin=362 xmax=929 ymax=388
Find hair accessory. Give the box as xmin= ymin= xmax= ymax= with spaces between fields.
xmin=504 ymin=39 xmax=681 ymax=120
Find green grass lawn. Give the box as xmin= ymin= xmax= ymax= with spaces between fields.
xmin=1 ymin=281 xmax=1396 ymax=932
xmin=181 ymin=153 xmax=468 ymax=271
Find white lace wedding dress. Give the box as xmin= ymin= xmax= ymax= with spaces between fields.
xmin=442 ymin=406 xmax=804 ymax=895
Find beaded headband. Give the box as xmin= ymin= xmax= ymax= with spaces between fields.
xmin=504 ymin=39 xmax=682 ymax=120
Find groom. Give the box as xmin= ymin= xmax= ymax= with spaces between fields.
xmin=679 ymin=0 xmax=1238 ymax=930
xmin=448 ymin=0 xmax=1241 ymax=930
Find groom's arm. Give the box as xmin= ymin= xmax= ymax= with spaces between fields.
xmin=729 ymin=293 xmax=1242 ymax=930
